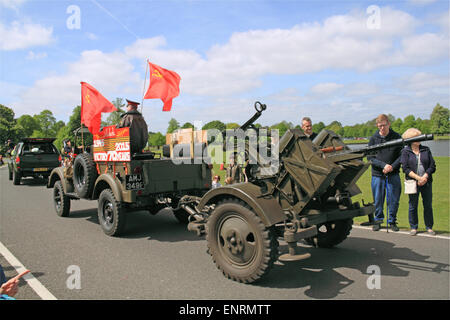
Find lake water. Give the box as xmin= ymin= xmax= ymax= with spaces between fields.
xmin=347 ymin=140 xmax=450 ymax=157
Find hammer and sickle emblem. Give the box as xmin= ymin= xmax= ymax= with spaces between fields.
xmin=152 ymin=69 xmax=163 ymax=78
xmin=85 ymin=94 xmax=91 ymax=104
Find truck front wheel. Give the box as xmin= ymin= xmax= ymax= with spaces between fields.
xmin=206 ymin=199 xmax=278 ymax=283
xmin=98 ymin=189 xmax=127 ymax=237
xmin=53 ymin=180 xmax=71 ymax=217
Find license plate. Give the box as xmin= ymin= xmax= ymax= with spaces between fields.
xmin=33 ymin=168 xmax=47 ymax=172
xmin=125 ymin=174 xmax=144 ymax=190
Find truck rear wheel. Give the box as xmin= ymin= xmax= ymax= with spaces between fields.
xmin=53 ymin=180 xmax=71 ymax=217
xmin=304 ymin=218 xmax=353 ymax=248
xmin=73 ymin=153 xmax=97 ymax=198
xmin=206 ymin=199 xmax=278 ymax=283
xmin=98 ymin=189 xmax=126 ymax=237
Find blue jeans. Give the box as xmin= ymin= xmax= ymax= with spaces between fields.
xmin=371 ymin=174 xmax=401 ymax=224
xmin=408 ymin=182 xmax=433 ymax=230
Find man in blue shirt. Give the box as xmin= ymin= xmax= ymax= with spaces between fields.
xmin=368 ymin=114 xmax=402 ymax=232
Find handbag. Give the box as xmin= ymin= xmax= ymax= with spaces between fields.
xmin=404 ymin=179 xmax=417 ymax=194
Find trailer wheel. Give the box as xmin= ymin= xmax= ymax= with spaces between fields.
xmin=12 ymin=169 xmax=21 ymax=185
xmin=53 ymin=180 xmax=71 ymax=217
xmin=73 ymin=153 xmax=97 ymax=198
xmin=304 ymin=218 xmax=353 ymax=248
xmin=206 ymin=199 xmax=278 ymax=283
xmin=98 ymin=189 xmax=126 ymax=237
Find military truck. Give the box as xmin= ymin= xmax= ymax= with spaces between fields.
xmin=47 ymin=125 xmax=211 ymax=236
xmin=8 ymin=138 xmax=61 ymax=185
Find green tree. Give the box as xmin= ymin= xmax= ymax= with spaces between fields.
xmin=16 ymin=115 xmax=40 ymax=137
xmin=0 ymin=104 xmax=17 ymax=153
xmin=430 ymin=103 xmax=449 ymax=134
xmin=167 ymin=118 xmax=180 ymax=133
xmin=202 ymin=120 xmax=226 ymax=132
xmin=148 ymin=132 xmax=166 ymax=147
xmin=270 ymin=121 xmax=293 ymax=138
xmin=181 ymin=122 xmax=194 ymax=129
xmin=312 ymin=121 xmax=325 ymax=134
xmin=226 ymin=122 xmax=240 ymax=129
xmin=391 ymin=118 xmax=403 ymax=133
xmin=32 ymin=110 xmax=57 ymax=137
xmin=400 ymin=115 xmax=416 ymax=134
xmin=103 ymin=97 xmax=126 ymax=126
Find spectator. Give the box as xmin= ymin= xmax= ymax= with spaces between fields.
xmin=368 ymin=114 xmax=402 ymax=232
xmin=301 ymin=117 xmax=317 ymax=141
xmin=0 ymin=154 xmax=4 ymax=166
xmin=212 ymin=175 xmax=222 ymax=189
xmin=226 ymin=154 xmax=242 ymax=184
xmin=0 ymin=265 xmax=29 ymax=300
xmin=63 ymin=140 xmax=73 ymax=156
xmin=401 ymin=128 xmax=436 ymax=236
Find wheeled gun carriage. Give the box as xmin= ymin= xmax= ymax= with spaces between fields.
xmin=179 ymin=102 xmax=434 ymax=283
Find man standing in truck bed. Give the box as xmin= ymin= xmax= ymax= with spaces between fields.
xmin=118 ymin=99 xmax=149 ymax=154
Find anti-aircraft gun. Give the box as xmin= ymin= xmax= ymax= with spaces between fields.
xmin=183 ymin=102 xmax=434 ymax=284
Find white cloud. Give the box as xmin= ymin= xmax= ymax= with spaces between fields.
xmin=408 ymin=0 xmax=437 ymax=6
xmin=14 ymin=50 xmax=140 ymax=117
xmin=0 ymin=20 xmax=53 ymax=50
xmin=310 ymin=82 xmax=344 ymax=95
xmin=86 ymin=32 xmax=99 ymax=40
xmin=26 ymin=50 xmax=47 ymax=60
xmin=0 ymin=0 xmax=26 ymax=10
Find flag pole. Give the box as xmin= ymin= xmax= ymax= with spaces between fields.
xmin=80 ymin=82 xmax=84 ymax=153
xmin=140 ymin=59 xmax=149 ymax=114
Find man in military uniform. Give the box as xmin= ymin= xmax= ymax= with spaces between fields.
xmin=301 ymin=117 xmax=317 ymax=141
xmin=118 ymin=99 xmax=149 ymax=154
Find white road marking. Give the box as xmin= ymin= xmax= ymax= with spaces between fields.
xmin=0 ymin=241 xmax=57 ymax=300
xmin=353 ymin=225 xmax=450 ymax=240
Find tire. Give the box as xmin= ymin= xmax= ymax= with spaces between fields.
xmin=98 ymin=189 xmax=126 ymax=237
xmin=53 ymin=180 xmax=71 ymax=217
xmin=205 ymin=199 xmax=278 ymax=283
xmin=12 ymin=170 xmax=21 ymax=185
xmin=8 ymin=169 xmax=13 ymax=180
xmin=172 ymin=208 xmax=190 ymax=224
xmin=304 ymin=218 xmax=353 ymax=248
xmin=73 ymin=153 xmax=98 ymax=198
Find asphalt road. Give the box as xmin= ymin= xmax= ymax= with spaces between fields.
xmin=0 ymin=165 xmax=449 ymax=300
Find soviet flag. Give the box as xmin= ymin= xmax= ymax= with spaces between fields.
xmin=143 ymin=61 xmax=181 ymax=111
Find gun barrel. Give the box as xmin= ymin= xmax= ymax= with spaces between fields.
xmin=351 ymin=134 xmax=434 ymax=155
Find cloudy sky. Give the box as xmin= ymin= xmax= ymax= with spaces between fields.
xmin=0 ymin=0 xmax=448 ymax=132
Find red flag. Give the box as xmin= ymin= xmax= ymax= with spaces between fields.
xmin=143 ymin=61 xmax=181 ymax=111
xmin=80 ymin=82 xmax=117 ymax=134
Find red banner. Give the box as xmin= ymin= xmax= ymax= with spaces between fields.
xmin=93 ymin=125 xmax=131 ymax=162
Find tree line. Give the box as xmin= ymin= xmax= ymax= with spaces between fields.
xmin=1 ymin=100 xmax=448 ymax=154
